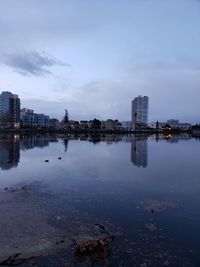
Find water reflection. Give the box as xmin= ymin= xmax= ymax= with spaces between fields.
xmin=131 ymin=135 xmax=148 ymax=167
xmin=150 ymin=133 xmax=192 ymax=143
xmin=0 ymin=135 xmax=20 ymax=170
xmin=0 ymin=133 xmax=200 ymax=266
xmin=0 ymin=133 xmax=196 ymax=171
xmin=20 ymin=135 xmax=49 ymax=150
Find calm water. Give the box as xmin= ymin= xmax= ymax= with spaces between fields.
xmin=0 ymin=134 xmax=200 ymax=266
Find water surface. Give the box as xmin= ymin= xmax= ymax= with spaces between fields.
xmin=0 ymin=134 xmax=200 ymax=266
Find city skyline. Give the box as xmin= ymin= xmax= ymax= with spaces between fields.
xmin=0 ymin=90 xmax=197 ymax=126
xmin=0 ymin=90 xmax=198 ymax=126
xmin=0 ymin=0 xmax=200 ymax=123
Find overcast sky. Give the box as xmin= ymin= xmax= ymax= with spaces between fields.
xmin=0 ymin=0 xmax=199 ymax=122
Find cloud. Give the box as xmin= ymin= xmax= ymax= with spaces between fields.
xmin=1 ymin=50 xmax=70 ymax=76
xmin=20 ymin=67 xmax=200 ymax=124
xmin=123 ymin=58 xmax=200 ymax=76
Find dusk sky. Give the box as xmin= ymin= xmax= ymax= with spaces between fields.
xmin=0 ymin=0 xmax=200 ymax=122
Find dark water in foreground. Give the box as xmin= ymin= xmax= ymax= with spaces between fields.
xmin=0 ymin=134 xmax=200 ymax=267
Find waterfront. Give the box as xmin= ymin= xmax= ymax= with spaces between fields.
xmin=0 ymin=134 xmax=200 ymax=266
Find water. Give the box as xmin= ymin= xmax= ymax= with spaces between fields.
xmin=0 ymin=134 xmax=200 ymax=266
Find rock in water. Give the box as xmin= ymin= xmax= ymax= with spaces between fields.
xmin=75 ymin=235 xmax=114 ymax=260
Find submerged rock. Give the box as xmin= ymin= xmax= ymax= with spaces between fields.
xmin=74 ymin=235 xmax=115 ymax=260
xmin=144 ymin=200 xmax=178 ymax=214
xmin=94 ymin=223 xmax=108 ymax=234
xmin=0 ymin=253 xmax=35 ymax=266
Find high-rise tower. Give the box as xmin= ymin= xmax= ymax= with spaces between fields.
xmin=132 ymin=96 xmax=149 ymax=126
xmin=0 ymin=91 xmax=21 ymax=124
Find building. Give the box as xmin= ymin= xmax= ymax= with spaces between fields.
xmin=0 ymin=91 xmax=20 ymax=127
xmin=79 ymin=120 xmax=89 ymax=129
xmin=101 ymin=119 xmax=122 ymax=130
xmin=20 ymin=108 xmax=36 ymax=127
xmin=69 ymin=120 xmax=80 ymax=129
xmin=150 ymin=120 xmax=191 ymax=130
xmin=37 ymin=114 xmax=49 ymax=127
xmin=122 ymin=121 xmax=133 ymax=130
xmin=49 ymin=118 xmax=60 ymax=128
xmin=20 ymin=108 xmax=49 ymax=128
xmin=166 ymin=119 xmax=191 ymax=130
xmin=132 ymin=96 xmax=149 ymax=127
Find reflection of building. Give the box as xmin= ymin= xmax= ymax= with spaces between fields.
xmin=132 ymin=96 xmax=149 ymax=127
xmin=150 ymin=133 xmax=191 ymax=143
xmin=131 ymin=136 xmax=148 ymax=167
xmin=0 ymin=135 xmax=20 ymax=170
xmin=20 ymin=135 xmax=49 ymax=150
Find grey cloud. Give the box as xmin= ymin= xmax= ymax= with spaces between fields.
xmin=0 ymin=0 xmax=106 ymax=48
xmin=21 ymin=69 xmax=200 ymax=123
xmin=1 ymin=50 xmax=70 ymax=76
xmin=125 ymin=58 xmax=200 ymax=74
xmin=68 ymin=71 xmax=200 ymax=123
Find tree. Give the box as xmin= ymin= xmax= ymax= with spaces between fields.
xmin=156 ymin=121 xmax=159 ymax=129
xmin=63 ymin=109 xmax=69 ymax=124
xmin=163 ymin=124 xmax=170 ymax=128
xmin=90 ymin=118 xmax=101 ymax=129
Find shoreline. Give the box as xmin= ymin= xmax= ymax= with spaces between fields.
xmin=0 ymin=128 xmax=195 ymax=135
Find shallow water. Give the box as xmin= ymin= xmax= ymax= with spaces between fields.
xmin=0 ymin=133 xmax=200 ymax=266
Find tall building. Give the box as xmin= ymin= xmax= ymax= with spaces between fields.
xmin=10 ymin=94 xmax=21 ymax=123
xmin=132 ymin=96 xmax=149 ymax=126
xmin=0 ymin=91 xmax=20 ymax=125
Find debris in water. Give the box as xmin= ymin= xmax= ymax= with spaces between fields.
xmin=144 ymin=200 xmax=177 ymax=214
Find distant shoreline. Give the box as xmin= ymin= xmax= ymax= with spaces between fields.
xmin=0 ymin=128 xmax=193 ymax=135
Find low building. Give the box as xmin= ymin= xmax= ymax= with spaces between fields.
xmin=167 ymin=119 xmax=191 ymax=130
xmin=79 ymin=120 xmax=89 ymax=129
xmin=150 ymin=120 xmax=191 ymax=130
xmin=20 ymin=108 xmax=49 ymax=128
xmin=37 ymin=114 xmax=49 ymax=127
xmin=49 ymin=118 xmax=60 ymax=128
xmin=122 ymin=121 xmax=133 ymax=130
xmin=101 ymin=119 xmax=122 ymax=130
xmin=69 ymin=120 xmax=80 ymax=129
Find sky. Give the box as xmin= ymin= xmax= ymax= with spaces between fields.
xmin=0 ymin=0 xmax=200 ymax=123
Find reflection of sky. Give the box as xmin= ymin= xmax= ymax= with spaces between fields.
xmin=0 ymin=137 xmax=200 ymax=197
xmin=1 ymin=136 xmax=200 ymax=266
xmin=0 ymin=0 xmax=200 ymax=122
